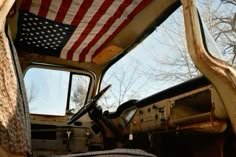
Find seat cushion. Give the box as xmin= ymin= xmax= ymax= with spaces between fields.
xmin=0 ymin=0 xmax=31 ymax=155
xmin=52 ymin=149 xmax=156 ymax=157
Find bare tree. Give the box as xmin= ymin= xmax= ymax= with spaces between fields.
xmin=25 ymin=81 xmax=39 ymax=112
xmin=198 ymin=0 xmax=236 ymax=64
xmin=142 ymin=7 xmax=201 ymax=84
xmin=71 ymin=84 xmax=87 ymax=109
xmin=143 ymin=0 xmax=235 ymax=85
xmin=99 ymin=59 xmax=148 ymax=111
xmin=70 ymin=75 xmax=90 ymax=112
xmin=26 ymin=82 xmax=38 ymax=104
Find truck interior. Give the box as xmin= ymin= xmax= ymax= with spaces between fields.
xmin=0 ymin=0 xmax=236 ymax=157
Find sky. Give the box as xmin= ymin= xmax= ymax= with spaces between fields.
xmin=24 ymin=68 xmax=70 ymax=115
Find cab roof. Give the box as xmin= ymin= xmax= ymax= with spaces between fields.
xmin=10 ymin=0 xmax=179 ymax=67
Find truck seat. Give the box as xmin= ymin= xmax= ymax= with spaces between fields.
xmin=52 ymin=148 xmax=156 ymax=157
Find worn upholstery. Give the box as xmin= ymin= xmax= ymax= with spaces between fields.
xmin=52 ymin=148 xmax=156 ymax=157
xmin=0 ymin=0 xmax=31 ymax=155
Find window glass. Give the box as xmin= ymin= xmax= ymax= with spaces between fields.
xmin=201 ymin=21 xmax=225 ymax=60
xmin=24 ymin=67 xmax=90 ymax=115
xmin=197 ymin=0 xmax=235 ymax=64
xmin=69 ymin=74 xmax=90 ymax=113
xmin=99 ymin=6 xmax=201 ymax=112
xmin=24 ymin=68 xmax=69 ymax=115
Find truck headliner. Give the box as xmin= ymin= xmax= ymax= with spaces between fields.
xmin=9 ymin=0 xmax=180 ymax=72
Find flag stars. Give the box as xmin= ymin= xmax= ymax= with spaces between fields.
xmin=17 ymin=11 xmax=75 ymax=53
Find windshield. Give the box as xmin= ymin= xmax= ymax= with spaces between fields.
xmin=98 ymin=0 xmax=233 ymax=112
xmin=98 ymin=6 xmax=201 ymax=112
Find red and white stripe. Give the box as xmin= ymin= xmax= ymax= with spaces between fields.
xmin=20 ymin=0 xmax=152 ymax=62
xmin=61 ymin=0 xmax=105 ymax=60
xmin=29 ymin=0 xmax=41 ymax=15
xmin=84 ymin=0 xmax=143 ymax=62
xmin=72 ymin=0 xmax=125 ymax=61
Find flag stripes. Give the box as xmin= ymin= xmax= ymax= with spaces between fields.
xmin=66 ymin=0 xmax=114 ymax=60
xmin=91 ymin=0 xmax=152 ymax=61
xmin=38 ymin=0 xmax=52 ymax=17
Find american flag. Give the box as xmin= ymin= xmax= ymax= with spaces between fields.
xmin=15 ymin=0 xmax=151 ymax=62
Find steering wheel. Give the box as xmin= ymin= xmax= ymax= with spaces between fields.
xmin=67 ymin=84 xmax=111 ymax=125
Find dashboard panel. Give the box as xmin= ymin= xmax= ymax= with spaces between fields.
xmin=107 ymin=77 xmax=228 ymax=135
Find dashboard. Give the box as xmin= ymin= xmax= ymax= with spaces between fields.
xmin=29 ymin=76 xmax=228 ymax=156
xmin=107 ymin=77 xmax=228 ymax=135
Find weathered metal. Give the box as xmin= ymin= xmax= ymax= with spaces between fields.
xmin=176 ymin=120 xmax=227 ymax=133
xmin=181 ymin=0 xmax=236 ymax=134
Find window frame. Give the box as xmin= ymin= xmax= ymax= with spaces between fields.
xmin=24 ymin=63 xmax=95 ymax=116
